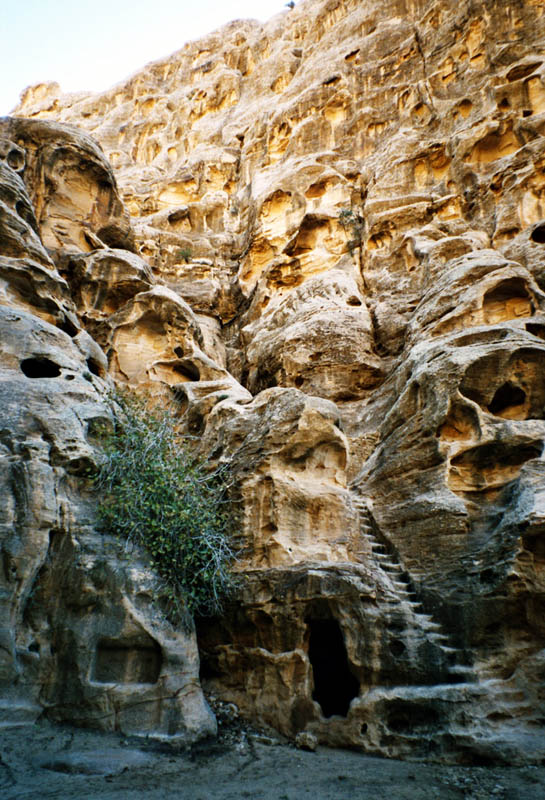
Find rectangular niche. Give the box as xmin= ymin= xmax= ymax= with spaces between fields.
xmin=93 ymin=637 xmax=162 ymax=684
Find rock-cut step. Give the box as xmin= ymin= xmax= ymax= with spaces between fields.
xmin=353 ymin=493 xmax=477 ymax=685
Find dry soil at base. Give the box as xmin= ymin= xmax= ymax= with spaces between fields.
xmin=1 ymin=721 xmax=545 ymax=800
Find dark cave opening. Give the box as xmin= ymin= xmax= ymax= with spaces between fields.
xmin=86 ymin=357 xmax=102 ymax=377
xmin=20 ymin=357 xmax=61 ymax=379
xmin=57 ymin=317 xmax=79 ymax=337
xmin=487 ymin=381 xmax=526 ymax=415
xmin=174 ymin=360 xmax=200 ymax=381
xmin=531 ymin=223 xmax=545 ymax=244
xmin=307 ymin=618 xmax=359 ymax=718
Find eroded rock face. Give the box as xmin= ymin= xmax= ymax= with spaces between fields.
xmin=0 ymin=117 xmax=215 ymax=744
xmin=5 ymin=0 xmax=545 ymax=763
xmin=0 ymin=117 xmax=134 ymax=255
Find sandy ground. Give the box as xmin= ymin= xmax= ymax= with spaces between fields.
xmin=2 ymin=718 xmax=545 ymax=800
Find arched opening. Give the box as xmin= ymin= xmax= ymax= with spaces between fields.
xmin=488 ymin=381 xmax=526 ymax=415
xmin=307 ymin=618 xmax=359 ymax=718
xmin=483 ymin=277 xmax=531 ymax=305
xmin=531 ymin=223 xmax=545 ymax=244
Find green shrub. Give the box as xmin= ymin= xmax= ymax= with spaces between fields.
xmin=338 ymin=205 xmax=367 ymax=288
xmin=338 ymin=207 xmax=364 ymax=253
xmin=177 ymin=247 xmax=192 ymax=263
xmin=95 ymin=390 xmax=237 ymax=618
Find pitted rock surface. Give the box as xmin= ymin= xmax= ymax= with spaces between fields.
xmin=0 ymin=117 xmax=215 ymax=745
xmin=2 ymin=0 xmax=545 ymax=762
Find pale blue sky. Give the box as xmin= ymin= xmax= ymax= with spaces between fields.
xmin=1 ymin=0 xmax=292 ymax=115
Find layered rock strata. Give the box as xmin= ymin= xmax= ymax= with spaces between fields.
xmin=4 ymin=0 xmax=545 ymax=761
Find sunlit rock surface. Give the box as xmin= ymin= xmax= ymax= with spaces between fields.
xmin=4 ymin=0 xmax=545 ymax=761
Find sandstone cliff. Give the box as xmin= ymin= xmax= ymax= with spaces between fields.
xmin=3 ymin=0 xmax=545 ymax=761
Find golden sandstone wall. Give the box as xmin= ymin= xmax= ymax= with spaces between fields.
xmin=2 ymin=0 xmax=545 ymax=761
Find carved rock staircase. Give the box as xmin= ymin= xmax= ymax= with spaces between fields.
xmin=348 ymin=491 xmax=545 ymax=762
xmin=351 ymin=492 xmax=474 ymax=685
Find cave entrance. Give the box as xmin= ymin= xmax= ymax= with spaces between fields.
xmin=307 ymin=618 xmax=359 ymax=718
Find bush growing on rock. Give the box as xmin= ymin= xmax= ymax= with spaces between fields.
xmin=95 ymin=390 xmax=237 ymax=617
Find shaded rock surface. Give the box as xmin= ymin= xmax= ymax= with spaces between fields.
xmin=0 ymin=117 xmax=215 ymax=745
xmin=2 ymin=0 xmax=545 ymax=763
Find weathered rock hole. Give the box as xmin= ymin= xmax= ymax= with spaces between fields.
xmin=522 ymin=109 xmax=533 ymax=117
xmin=21 ymin=357 xmax=61 ymax=379
xmin=483 ymin=277 xmax=531 ymax=306
xmin=97 ymin=178 xmax=111 ymax=193
xmin=531 ymin=223 xmax=545 ymax=244
xmin=347 ymin=296 xmax=362 ymax=306
xmin=506 ymin=62 xmax=542 ymax=82
xmin=175 ymin=360 xmax=200 ymax=381
xmin=7 ymin=148 xmax=25 ymax=171
xmin=523 ymin=533 xmax=545 ymax=559
xmin=462 ymin=348 xmax=545 ymax=420
xmin=449 ymin=440 xmax=543 ymax=493
xmin=390 ymin=638 xmax=406 ymax=657
xmin=457 ymin=98 xmax=473 ymax=117
xmin=480 ymin=568 xmax=497 ymax=584
xmin=56 ymin=318 xmax=79 ymax=337
xmin=488 ymin=382 xmax=526 ymax=415
xmin=66 ymin=456 xmax=95 ymax=475
xmin=438 ymin=401 xmax=480 ymax=441
xmin=452 ymin=329 xmax=510 ymax=348
xmin=360 ymin=723 xmax=368 ymax=735
xmin=308 ymin=618 xmax=359 ymax=718
xmin=498 ymin=97 xmax=510 ymax=110
xmin=286 ymin=215 xmax=330 ymax=256
xmin=168 ymin=208 xmax=188 ymax=225
xmin=295 ymin=376 xmax=304 ymax=388
xmin=86 ymin=358 xmax=102 ymax=377
xmin=305 ymin=180 xmax=328 ymax=199
xmin=526 ymin=323 xmax=545 ymax=340
xmin=93 ymin=638 xmax=162 ymax=684
xmin=15 ymin=200 xmax=29 ymax=221
xmin=188 ymin=409 xmax=205 ymax=434
xmin=387 ymin=702 xmax=440 ymax=733
xmin=173 ymin=388 xmax=189 ymax=414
